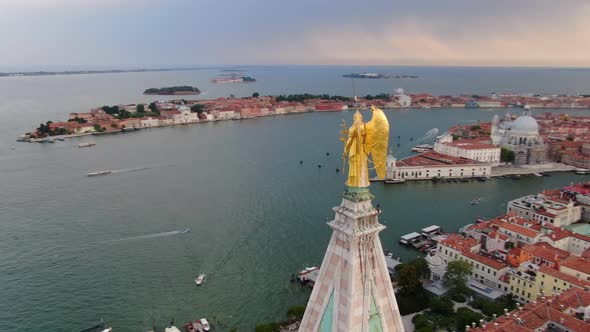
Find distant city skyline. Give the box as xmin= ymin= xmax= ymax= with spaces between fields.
xmin=2 ymin=0 xmax=590 ymax=68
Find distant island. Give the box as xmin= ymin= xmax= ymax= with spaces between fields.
xmin=143 ymin=86 xmax=201 ymax=95
xmin=0 ymin=67 xmax=213 ymax=78
xmin=342 ymin=73 xmax=419 ymax=79
xmin=211 ymin=75 xmax=256 ymax=83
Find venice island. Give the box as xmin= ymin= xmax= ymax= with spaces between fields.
xmin=19 ymin=91 xmax=590 ymax=178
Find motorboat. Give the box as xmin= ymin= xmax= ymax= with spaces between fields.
xmin=195 ymin=274 xmax=206 ymax=286
xmin=179 ymin=228 xmax=190 ymax=234
xmin=184 ymin=322 xmax=196 ymax=332
xmin=79 ymin=142 xmax=96 ymax=148
xmin=470 ymin=197 xmax=481 ymax=205
xmin=200 ymin=318 xmax=210 ymax=331
xmin=88 ymin=170 xmax=112 ymax=177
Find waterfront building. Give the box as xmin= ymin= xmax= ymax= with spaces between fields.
xmin=490 ymin=106 xmax=549 ymax=165
xmin=387 ymin=151 xmax=491 ymax=181
xmin=469 ymin=287 xmax=590 ymax=332
xmin=507 ymin=192 xmax=582 ymax=227
xmin=434 ymin=133 xmax=501 ymax=164
xmin=171 ymin=105 xmax=199 ymax=124
xmin=466 ymin=216 xmax=544 ymax=259
xmin=140 ymin=117 xmax=159 ymax=128
xmin=393 ymin=88 xmax=411 ymax=107
xmin=118 ymin=118 xmax=141 ymax=129
xmin=74 ymin=123 xmax=97 ymax=134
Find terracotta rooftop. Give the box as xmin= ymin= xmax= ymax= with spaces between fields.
xmin=396 ymin=151 xmax=484 ymax=167
xmin=497 ymin=222 xmax=541 ymax=239
xmin=540 ymin=265 xmax=590 ymax=288
xmin=522 ymin=243 xmax=571 ymax=263
xmin=561 ymin=256 xmax=590 ymax=275
xmin=470 ymin=287 xmax=590 ymax=332
xmin=444 ymin=139 xmax=498 ymax=150
xmin=462 ymin=251 xmax=508 ymax=270
xmin=440 ymin=234 xmax=479 ymax=252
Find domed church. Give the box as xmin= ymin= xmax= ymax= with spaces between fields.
xmin=490 ymin=105 xmax=548 ymax=165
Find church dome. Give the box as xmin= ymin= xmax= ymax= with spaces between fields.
xmin=511 ymin=115 xmax=539 ymax=133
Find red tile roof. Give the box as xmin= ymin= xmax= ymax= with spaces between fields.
xmin=397 ymin=151 xmax=484 ymax=167
xmin=497 ymin=222 xmax=541 ymax=239
xmin=561 ymin=256 xmax=590 ymax=275
xmin=540 ymin=265 xmax=590 ymax=288
xmin=463 ymin=251 xmax=508 ymax=270
xmin=470 ymin=287 xmax=590 ymax=332
xmin=440 ymin=234 xmax=479 ymax=252
xmin=522 ymin=243 xmax=570 ymax=263
xmin=445 ymin=139 xmax=498 ymax=150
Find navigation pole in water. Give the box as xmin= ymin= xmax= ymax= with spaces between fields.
xmin=300 ymin=106 xmax=405 ymax=331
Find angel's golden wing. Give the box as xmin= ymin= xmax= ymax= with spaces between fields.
xmin=364 ymin=105 xmax=389 ymax=179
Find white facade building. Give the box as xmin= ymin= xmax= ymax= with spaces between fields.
xmin=173 ymin=106 xmax=199 ymax=124
xmin=434 ymin=133 xmax=501 ymax=165
xmin=140 ymin=117 xmax=159 ymax=128
xmin=507 ymin=193 xmax=582 ymax=227
xmin=490 ymin=106 xmax=548 ymax=165
xmin=393 ymin=88 xmax=411 ymax=107
xmin=388 ymin=151 xmax=491 ymax=181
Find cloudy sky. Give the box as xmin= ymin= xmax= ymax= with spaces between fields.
xmin=1 ymin=0 xmax=589 ymax=68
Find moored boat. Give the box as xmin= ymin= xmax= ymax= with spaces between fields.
xmin=79 ymin=142 xmax=96 ymax=148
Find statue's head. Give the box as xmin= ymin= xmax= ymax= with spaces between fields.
xmin=353 ymin=110 xmax=363 ymax=124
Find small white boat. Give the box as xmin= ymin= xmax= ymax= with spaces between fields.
xmin=470 ymin=197 xmax=481 ymax=205
xmin=88 ymin=170 xmax=112 ymax=177
xmin=200 ymin=318 xmax=210 ymax=331
xmin=79 ymin=142 xmax=96 ymax=148
xmin=195 ymin=274 xmax=206 ymax=286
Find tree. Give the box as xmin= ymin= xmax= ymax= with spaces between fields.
xmin=429 ymin=296 xmax=454 ymax=316
xmin=397 ymin=265 xmax=423 ymax=295
xmin=93 ymin=123 xmax=103 ymax=132
xmin=148 ymin=102 xmax=159 ymax=114
xmin=455 ymin=307 xmax=483 ymax=332
xmin=500 ymin=147 xmax=515 ymax=163
xmin=566 ymin=136 xmax=574 ymax=141
xmin=409 ymin=257 xmax=431 ymax=279
xmin=252 ymin=92 xmax=260 ymax=98
xmin=470 ymin=125 xmax=482 ymax=130
xmin=137 ymin=104 xmax=145 ymax=113
xmin=191 ymin=104 xmax=205 ymax=113
xmin=444 ymin=260 xmax=472 ymax=295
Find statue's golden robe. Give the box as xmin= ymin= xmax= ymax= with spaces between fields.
xmin=343 ymin=106 xmax=389 ymax=188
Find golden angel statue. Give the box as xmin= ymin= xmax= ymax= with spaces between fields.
xmin=342 ymin=105 xmax=389 ymax=188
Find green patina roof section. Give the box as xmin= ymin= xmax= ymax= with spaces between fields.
xmin=368 ymin=294 xmax=384 ymax=332
xmin=565 ymin=223 xmax=590 ymax=236
xmin=319 ymin=290 xmax=335 ymax=332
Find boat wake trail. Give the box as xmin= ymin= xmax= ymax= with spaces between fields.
xmin=416 ymin=128 xmax=439 ymax=142
xmin=110 ymin=166 xmax=150 ymax=174
xmin=103 ymin=228 xmax=189 ymax=243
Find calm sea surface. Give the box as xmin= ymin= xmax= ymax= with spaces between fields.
xmin=1 ymin=66 xmax=590 ymax=331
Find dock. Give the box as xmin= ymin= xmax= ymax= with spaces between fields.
xmin=400 ymin=225 xmax=445 ymax=252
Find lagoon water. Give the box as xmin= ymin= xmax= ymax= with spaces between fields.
xmin=1 ymin=66 xmax=590 ymax=331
